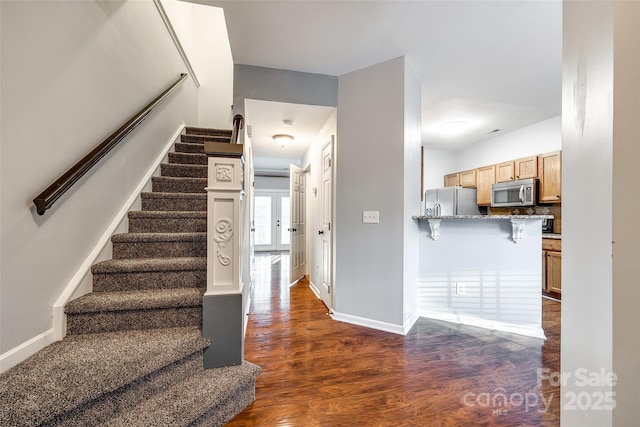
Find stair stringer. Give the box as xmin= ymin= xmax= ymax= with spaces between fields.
xmin=51 ymin=123 xmax=187 ymax=342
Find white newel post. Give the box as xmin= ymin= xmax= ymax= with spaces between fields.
xmin=206 ymin=157 xmax=243 ymax=295
xmin=203 ymin=142 xmax=244 ymax=368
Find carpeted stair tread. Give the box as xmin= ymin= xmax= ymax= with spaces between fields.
xmin=65 ymin=288 xmax=204 ymax=314
xmin=175 ymin=142 xmax=205 ymax=154
xmin=168 ymin=152 xmax=208 ymax=165
xmin=185 ymin=127 xmax=232 ymax=137
xmin=152 ymin=176 xmax=207 ymax=193
xmin=181 ymin=134 xmax=231 ymax=144
xmin=0 ymin=327 xmax=208 ymax=427
xmin=128 ymin=211 xmax=207 ymax=233
xmin=104 ymin=361 xmax=261 ymax=427
xmin=161 ymin=163 xmax=208 ymax=178
xmin=111 ymin=232 xmax=207 ymax=259
xmin=92 ymin=257 xmax=206 ymax=274
xmin=112 ymin=232 xmax=207 ymax=243
xmin=141 ymin=192 xmax=207 ymax=212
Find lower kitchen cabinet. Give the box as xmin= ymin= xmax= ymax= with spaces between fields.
xmin=542 ymin=238 xmax=561 ymax=296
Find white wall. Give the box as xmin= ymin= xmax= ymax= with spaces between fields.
xmin=417 ymin=219 xmax=543 ymax=337
xmin=562 ymin=2 xmax=613 ymax=426
xmin=424 ymin=116 xmax=561 ymax=191
xmin=254 ymin=176 xmax=290 ymax=191
xmin=454 ymin=115 xmax=561 ymax=172
xmin=424 ymin=148 xmax=456 ymax=190
xmin=0 ymin=1 xmax=197 ymax=355
xmin=303 ymin=111 xmax=337 ymax=295
xmin=402 ymin=61 xmax=421 ymax=331
xmin=334 ymin=57 xmax=406 ymax=329
xmin=612 ymin=3 xmax=640 ymax=424
xmin=162 ymin=0 xmax=233 ymax=129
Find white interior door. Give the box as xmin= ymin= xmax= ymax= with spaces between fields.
xmin=254 ymin=191 xmax=290 ymax=252
xmin=319 ymin=139 xmax=333 ymax=310
xmin=290 ymin=165 xmax=306 ymax=283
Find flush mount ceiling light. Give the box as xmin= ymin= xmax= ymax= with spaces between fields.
xmin=273 ymin=134 xmax=294 ymax=147
xmin=438 ymin=121 xmax=469 ymax=135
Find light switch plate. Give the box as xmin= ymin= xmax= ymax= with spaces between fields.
xmin=363 ymin=211 xmax=380 ymax=224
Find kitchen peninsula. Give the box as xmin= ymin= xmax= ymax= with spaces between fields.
xmin=413 ymin=214 xmax=552 ymax=338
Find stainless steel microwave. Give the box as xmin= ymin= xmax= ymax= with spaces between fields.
xmin=491 ymin=178 xmax=536 ymax=207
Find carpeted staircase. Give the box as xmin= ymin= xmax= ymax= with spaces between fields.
xmin=0 ymin=127 xmax=259 ymax=427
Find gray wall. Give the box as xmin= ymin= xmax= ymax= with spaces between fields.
xmin=0 ymin=1 xmax=198 ymax=355
xmin=233 ymin=64 xmax=337 ymax=116
xmin=335 ymin=57 xmax=406 ymax=327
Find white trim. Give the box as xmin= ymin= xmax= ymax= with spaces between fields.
xmin=403 ymin=311 xmax=420 ymax=335
xmin=308 ymin=279 xmax=321 ymax=300
xmin=0 ymin=329 xmax=55 ymax=374
xmin=419 ymin=310 xmax=546 ymax=339
xmin=243 ymin=288 xmax=251 ymax=339
xmin=331 ymin=311 xmax=406 ymax=335
xmin=153 ymin=0 xmax=200 ymax=88
xmin=52 ymin=124 xmax=186 ymax=341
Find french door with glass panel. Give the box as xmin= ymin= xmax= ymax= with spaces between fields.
xmin=254 ymin=190 xmax=290 ymax=251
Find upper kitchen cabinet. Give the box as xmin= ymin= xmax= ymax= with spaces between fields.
xmin=444 ymin=173 xmax=459 ymax=187
xmin=458 ymin=169 xmax=477 ymax=188
xmin=538 ymin=150 xmax=562 ymax=203
xmin=514 ymin=156 xmax=538 ymax=180
xmin=496 ymin=161 xmax=515 ymax=182
xmin=496 ymin=156 xmax=538 ymax=182
xmin=476 ymin=165 xmax=496 ymax=205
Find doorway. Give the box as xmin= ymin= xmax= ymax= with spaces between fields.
xmin=254 ymin=190 xmax=290 ymax=252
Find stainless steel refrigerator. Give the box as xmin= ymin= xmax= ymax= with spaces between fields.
xmin=424 ymin=186 xmax=480 ymax=216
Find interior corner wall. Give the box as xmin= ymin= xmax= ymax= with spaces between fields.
xmin=612 ymin=2 xmax=640 ymax=424
xmin=232 ymin=65 xmax=338 ymax=117
xmin=402 ymin=60 xmax=421 ymax=329
xmin=0 ymin=1 xmax=197 ymax=355
xmin=562 ymin=2 xmax=614 ymax=426
xmin=335 ymin=57 xmax=406 ymax=327
xmin=162 ymin=0 xmax=233 ymax=129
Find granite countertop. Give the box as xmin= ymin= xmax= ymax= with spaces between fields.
xmin=412 ymin=215 xmax=554 ymax=220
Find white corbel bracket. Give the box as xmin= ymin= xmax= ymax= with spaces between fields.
xmin=427 ymin=219 xmax=442 ymax=241
xmin=510 ymin=219 xmax=526 ymax=244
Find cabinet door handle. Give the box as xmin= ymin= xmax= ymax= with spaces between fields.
xmin=318 ymin=230 xmax=324 ymax=235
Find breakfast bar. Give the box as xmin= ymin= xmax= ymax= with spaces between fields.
xmin=413 ymin=214 xmax=552 ymax=338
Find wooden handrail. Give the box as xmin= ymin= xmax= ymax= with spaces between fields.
xmin=33 ymin=73 xmax=189 ymax=215
xmin=230 ymin=114 xmax=244 ymax=145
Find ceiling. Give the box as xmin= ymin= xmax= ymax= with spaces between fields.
xmin=194 ymin=0 xmax=562 ymax=171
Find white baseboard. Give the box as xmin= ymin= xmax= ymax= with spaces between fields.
xmin=331 ymin=311 xmax=406 ymax=336
xmin=419 ymin=310 xmax=546 ymax=339
xmin=0 ymin=329 xmax=55 ymax=374
xmin=308 ymin=279 xmax=321 ymax=300
xmin=52 ymin=124 xmax=186 ymax=341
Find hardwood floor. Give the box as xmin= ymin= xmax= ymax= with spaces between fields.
xmin=227 ymin=252 xmax=560 ymax=426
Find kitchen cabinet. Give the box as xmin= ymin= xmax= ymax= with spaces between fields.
xmin=458 ymin=169 xmax=477 ymax=188
xmin=538 ymin=151 xmax=562 ymax=203
xmin=542 ymin=238 xmax=561 ymax=295
xmin=476 ymin=165 xmax=495 ymax=205
xmin=444 ymin=173 xmax=459 ymax=187
xmin=515 ymin=156 xmax=538 ymax=180
xmin=496 ymin=161 xmax=515 ymax=182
